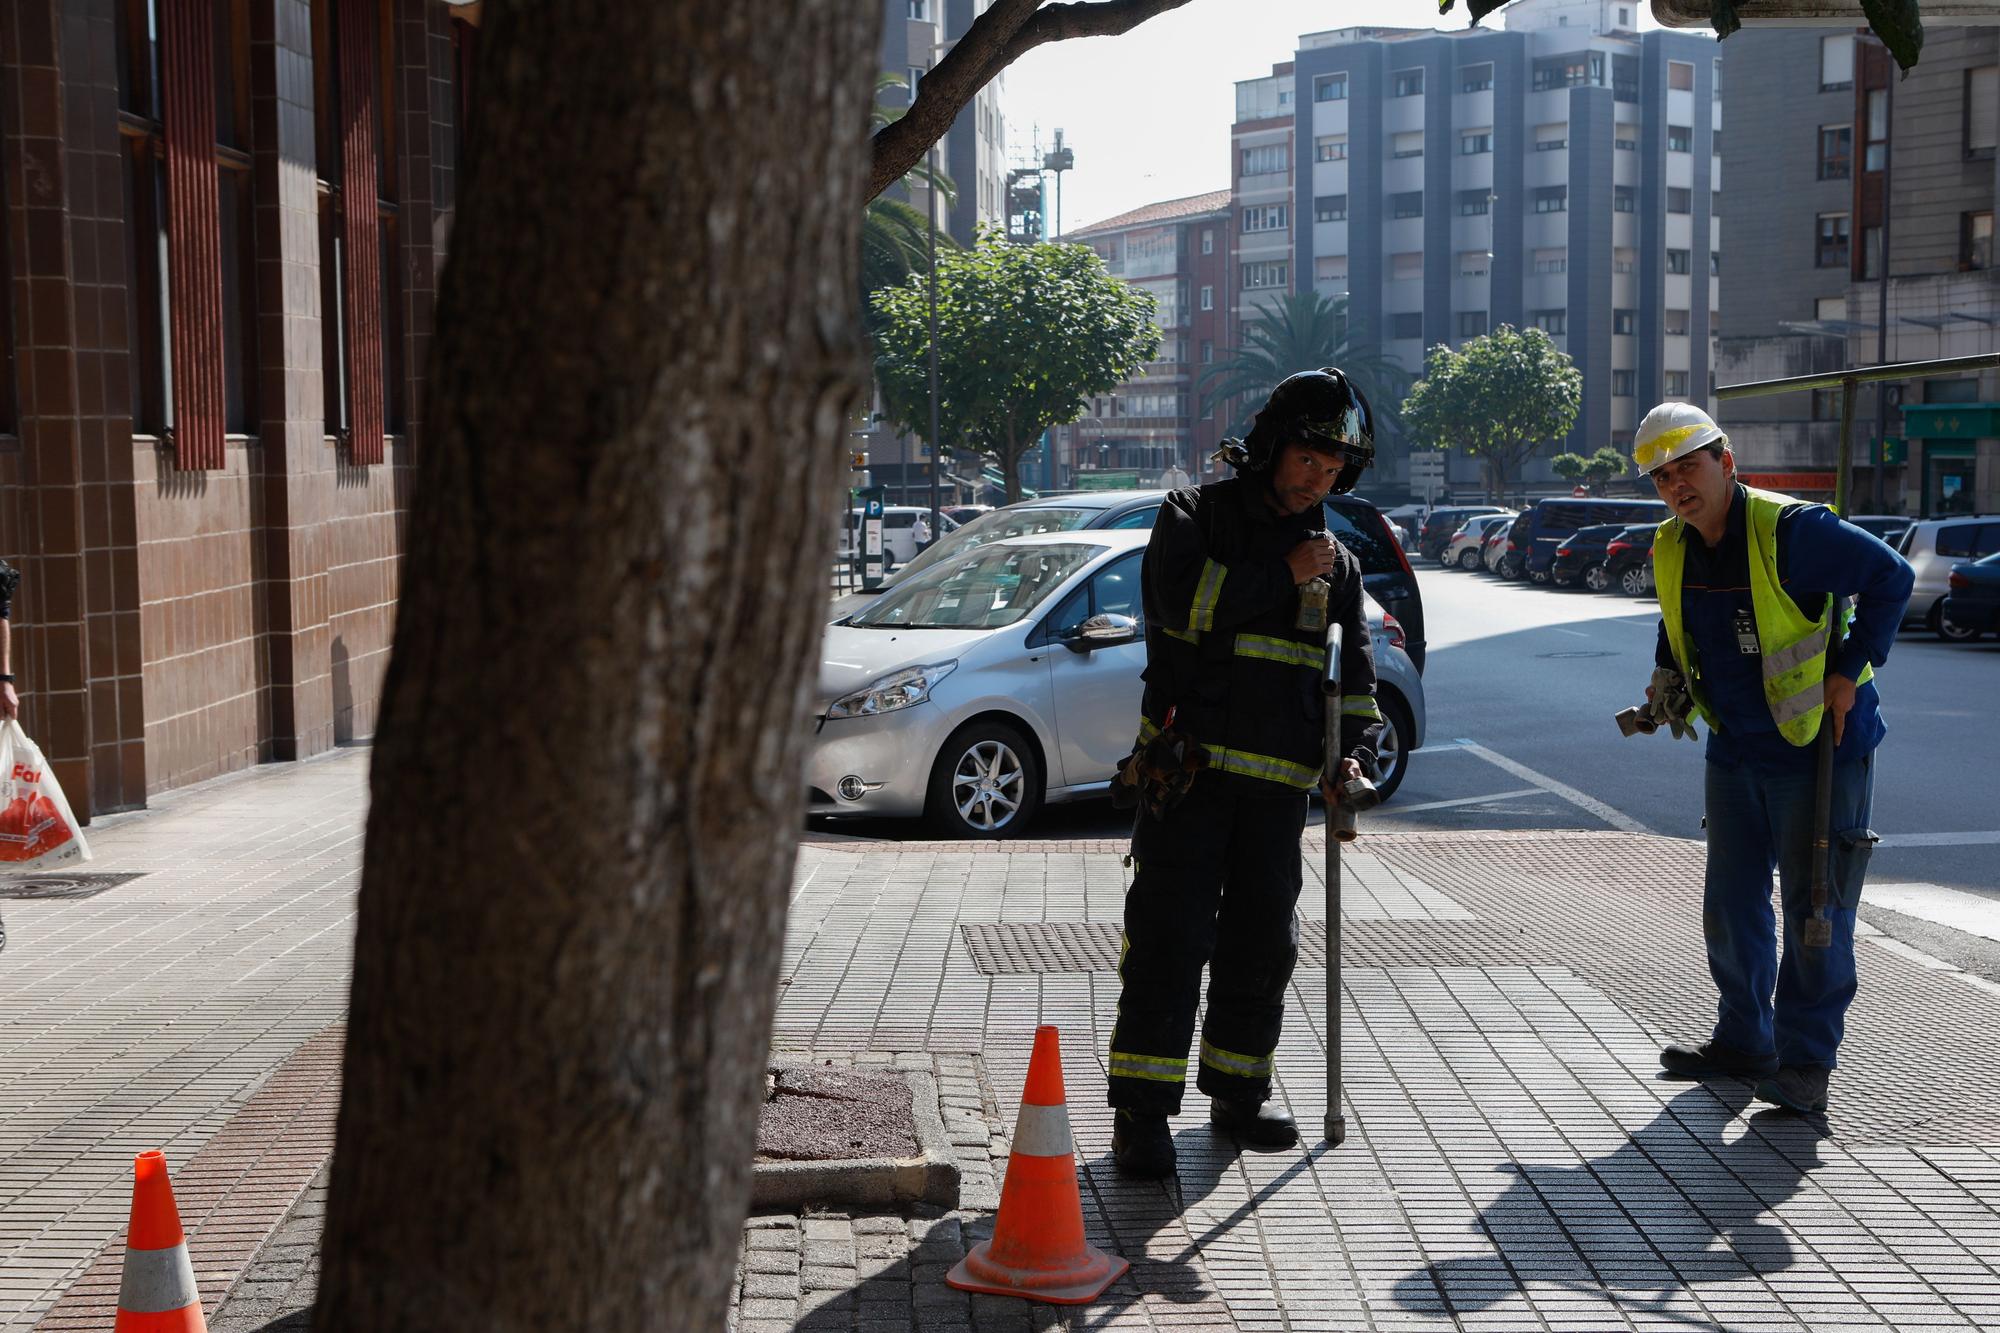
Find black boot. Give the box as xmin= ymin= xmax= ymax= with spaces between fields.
xmin=1660 ymin=1040 xmax=1778 ymax=1080
xmin=1209 ymin=1098 xmax=1298 ymax=1150
xmin=1111 ymin=1109 xmax=1176 ymax=1178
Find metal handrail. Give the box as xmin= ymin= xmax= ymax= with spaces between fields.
xmin=1714 ymin=351 xmax=2000 ymax=402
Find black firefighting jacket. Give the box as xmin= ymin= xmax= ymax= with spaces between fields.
xmin=1137 ymin=476 xmax=1383 ymax=795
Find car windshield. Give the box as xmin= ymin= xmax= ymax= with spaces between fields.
xmin=848 ymin=542 xmax=1102 ymax=630
xmin=887 ymin=505 xmax=1104 ymax=582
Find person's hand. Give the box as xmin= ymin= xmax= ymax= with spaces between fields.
xmin=1320 ymin=757 xmax=1363 ymax=805
xmin=1824 ymin=673 xmax=1857 ymax=746
xmin=0 ymin=683 xmax=17 ymax=721
xmin=1285 ymin=535 xmax=1338 ymax=584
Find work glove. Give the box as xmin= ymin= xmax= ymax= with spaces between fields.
xmin=1112 ymin=709 xmax=1211 ymax=821
xmin=1614 ymin=667 xmax=1699 ymax=742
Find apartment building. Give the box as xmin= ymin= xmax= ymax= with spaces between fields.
xmin=1230 ymin=0 xmax=1720 ymax=497
xmin=1719 ymin=26 xmax=2000 ymax=515
xmin=879 ymin=0 xmax=1007 ymax=247
xmin=1057 ymin=191 xmax=1233 ymax=487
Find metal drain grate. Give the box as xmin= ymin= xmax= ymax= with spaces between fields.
xmin=0 ymin=872 xmax=147 ymax=901
xmin=959 ymin=918 xmax=1539 ymax=975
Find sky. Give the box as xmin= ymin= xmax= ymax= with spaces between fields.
xmin=1000 ymin=0 xmax=1669 ymax=236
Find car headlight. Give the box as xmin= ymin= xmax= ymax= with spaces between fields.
xmin=825 ymin=661 xmax=957 ymax=720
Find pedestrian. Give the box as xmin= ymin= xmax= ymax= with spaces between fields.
xmin=0 ymin=559 xmax=18 ymax=721
xmin=1634 ymin=402 xmax=1912 ymax=1115
xmin=1106 ymin=368 xmax=1385 ymax=1177
xmin=911 ymin=512 xmax=932 ymax=554
xmin=1158 ymin=459 xmax=1192 ymax=491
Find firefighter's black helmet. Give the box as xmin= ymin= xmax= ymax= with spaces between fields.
xmin=1221 ymin=367 xmax=1375 ymax=494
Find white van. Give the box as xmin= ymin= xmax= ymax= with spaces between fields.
xmin=837 ymin=507 xmax=960 ymax=568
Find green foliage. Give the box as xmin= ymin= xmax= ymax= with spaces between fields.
xmin=871 ymin=232 xmax=1162 ymax=501
xmin=1438 ymin=0 xmax=1923 ymax=72
xmin=1195 ymin=291 xmax=1410 ymax=440
xmin=1548 ymin=446 xmax=1632 ymax=495
xmin=1400 ymin=324 xmax=1581 ymax=499
xmin=1550 ymin=452 xmax=1589 ymax=482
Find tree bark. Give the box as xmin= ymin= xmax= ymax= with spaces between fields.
xmin=1003 ymin=418 xmax=1023 ymax=504
xmin=312 ymin=3 xmax=874 ymax=1329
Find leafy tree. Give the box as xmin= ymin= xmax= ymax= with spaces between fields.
xmin=1549 ymin=448 xmax=1631 ymax=494
xmin=1196 ymin=291 xmax=1410 ymax=441
xmin=1401 ymin=325 xmax=1581 ymax=500
xmin=871 ymin=233 xmax=1160 ymax=501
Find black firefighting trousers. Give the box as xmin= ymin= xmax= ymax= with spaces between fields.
xmin=1106 ymin=775 xmax=1307 ymax=1114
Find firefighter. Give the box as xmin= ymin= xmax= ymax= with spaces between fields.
xmin=1107 ymin=368 xmax=1384 ymax=1178
xmin=1634 ymin=402 xmax=1912 ymax=1114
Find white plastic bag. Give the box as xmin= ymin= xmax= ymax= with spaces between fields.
xmin=0 ymin=719 xmax=89 ymax=870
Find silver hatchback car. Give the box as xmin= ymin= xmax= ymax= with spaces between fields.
xmin=808 ymin=529 xmax=1426 ymax=838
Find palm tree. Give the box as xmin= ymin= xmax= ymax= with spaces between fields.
xmin=862 ymin=74 xmax=956 ymax=303
xmin=1197 ymin=291 xmax=1410 ymax=440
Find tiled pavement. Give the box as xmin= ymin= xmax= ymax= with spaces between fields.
xmin=8 ymin=752 xmax=2000 ymax=1331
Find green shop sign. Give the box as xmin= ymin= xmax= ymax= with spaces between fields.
xmin=1899 ymin=403 xmax=2000 ymax=440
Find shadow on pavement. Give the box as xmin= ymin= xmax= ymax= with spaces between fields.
xmin=1392 ymin=1083 xmax=1826 ymax=1323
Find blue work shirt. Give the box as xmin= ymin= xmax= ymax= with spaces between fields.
xmin=1655 ymin=485 xmax=1913 ymax=773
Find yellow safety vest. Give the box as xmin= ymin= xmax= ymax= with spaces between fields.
xmin=1653 ymin=486 xmax=1872 ymax=747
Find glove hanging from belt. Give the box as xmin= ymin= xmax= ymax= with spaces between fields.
xmin=1112 ymin=707 xmax=1210 ymax=821
xmin=1614 ymin=667 xmax=1699 ymax=741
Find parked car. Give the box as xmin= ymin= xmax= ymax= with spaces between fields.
xmin=840 ymin=487 xmax=1430 ymax=670
xmin=1896 ymin=515 xmax=2000 ymax=640
xmin=836 ymin=506 xmax=961 ymax=568
xmin=1940 ymin=552 xmax=2000 ymax=641
xmin=941 ymin=504 xmax=992 ymax=526
xmin=1516 ymin=497 xmax=1669 ymax=583
xmin=1848 ymin=513 xmax=1911 ymax=548
xmin=1485 ymin=512 xmax=1533 ymax=579
xmin=1601 ymin=523 xmax=1659 ymax=597
xmin=1443 ymin=512 xmax=1515 ymax=570
xmin=1549 ymin=523 xmax=1630 ymax=590
xmin=809 ymin=529 xmax=1426 ymax=837
xmin=1420 ymin=505 xmax=1510 ymax=561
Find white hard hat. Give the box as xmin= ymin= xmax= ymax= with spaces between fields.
xmin=1633 ymin=401 xmax=1726 ymax=474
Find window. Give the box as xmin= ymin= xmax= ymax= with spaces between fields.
xmin=1534 ymin=186 xmax=1567 ymax=214
xmin=1461 ymin=130 xmax=1492 ymax=155
xmin=1242 ymin=204 xmax=1288 ymax=232
xmin=1242 ymin=261 xmax=1288 ymax=290
xmin=1533 ymin=53 xmax=1603 ymax=92
xmin=1930 ymin=377 xmax=1982 ymax=404
xmin=1279 ymin=89 xmax=1293 ymax=108
xmin=1392 ymin=131 xmax=1425 ymax=159
xmin=1316 ymin=73 xmax=1348 ymax=102
xmin=1535 ymin=123 xmax=1568 ymax=151
xmin=1963 ymin=211 xmax=1994 ymax=270
xmin=1815 ymin=213 xmax=1850 ymax=268
xmin=1534 ymin=248 xmax=1567 ymax=274
xmin=1461 ymin=64 xmax=1493 ymax=93
xmin=1614 ymin=248 xmax=1636 ymax=275
xmin=1820 ymin=34 xmax=1854 ymax=91
xmin=1199 ymin=285 xmax=1213 ymax=310
xmin=1615 ymin=133 xmax=1638 ymax=151
xmin=1393 ymin=67 xmax=1424 ymax=97
xmin=1458 ymin=250 xmax=1489 ymax=277
xmin=1862 ymin=225 xmax=1882 ymax=278
xmin=1667 ymin=248 xmax=1692 ymax=274
xmin=1620 ymin=6 xmax=1632 ymax=24
xmin=1967 ymin=67 xmax=1999 ymax=157
xmin=1458 ymin=310 xmax=1488 ymax=338
xmin=1614 ymin=309 xmax=1636 ymax=335
xmin=1201 ymin=340 xmax=1214 ymax=363
xmin=906 ymin=66 xmax=926 ymax=101
xmin=1667 ymin=187 xmax=1692 ymax=214
xmin=1816 ymin=296 xmax=1848 ymax=322
xmin=907 ymin=0 xmax=930 ymax=17
xmin=1865 ymin=90 xmax=1888 ymax=171
xmin=1714 ymin=58 xmax=1722 ymax=99
xmin=1668 ymin=60 xmax=1694 ymax=92
xmin=1392 ymin=313 xmax=1425 ymax=340
xmin=1665 ymin=371 xmax=1690 ymax=396
xmin=1818 ymin=125 xmax=1852 ymax=180
xmin=1241 ymin=144 xmax=1287 ymax=175
xmin=1391 ymin=251 xmax=1425 ymax=280
xmin=1314 ymin=135 xmax=1348 ymax=162
xmin=1392 ymin=191 xmax=1424 ymax=219
xmin=1315 ymin=195 xmax=1347 ymax=222
xmin=1613 ymin=53 xmax=1640 ymax=102
xmin=1710 ymin=249 xmax=1722 ymax=276
xmin=1614 ymin=185 xmax=1635 ymax=213
xmin=1810 ymin=387 xmax=1842 ymax=420
xmin=1202 ymin=228 xmax=1214 ymax=255
xmin=1612 ymin=370 xmax=1634 ymax=397
xmin=1712 ymin=131 xmax=1721 ymax=156
xmin=1667 ymin=125 xmax=1692 ymax=153
xmin=1458 ymin=190 xmax=1490 ymax=217
xmin=1532 ymin=310 xmax=1567 ymax=335
xmin=1665 ymin=309 xmax=1690 ymax=335
xmin=1316 ymin=255 xmax=1349 ymax=283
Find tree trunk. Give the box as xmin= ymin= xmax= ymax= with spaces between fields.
xmin=312 ymin=3 xmax=875 ymax=1330
xmin=1003 ymin=418 xmax=1022 ymax=504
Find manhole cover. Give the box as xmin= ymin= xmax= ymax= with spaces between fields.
xmin=0 ymin=872 xmax=147 ymax=900
xmin=959 ymin=919 xmax=1535 ymax=975
xmin=1535 ymin=650 xmax=1618 ymax=659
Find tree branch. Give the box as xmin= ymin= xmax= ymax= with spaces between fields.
xmin=867 ymin=0 xmax=1196 ymax=204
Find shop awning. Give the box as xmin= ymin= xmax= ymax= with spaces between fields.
xmin=1900 ymin=403 xmax=2000 ymax=439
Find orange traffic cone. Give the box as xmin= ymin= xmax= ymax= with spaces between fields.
xmin=946 ymin=1025 xmax=1129 ymax=1304
xmin=115 ymin=1151 xmax=207 ymax=1332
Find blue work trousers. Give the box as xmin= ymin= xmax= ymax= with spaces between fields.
xmin=1702 ymin=751 xmax=1877 ymax=1070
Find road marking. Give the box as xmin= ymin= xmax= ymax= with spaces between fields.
xmin=1452 ymin=739 xmax=1651 ymax=834
xmin=1389 ymin=788 xmax=1545 ymax=815
xmin=1864 ymin=881 xmax=2000 ymax=944
xmin=1876 ymin=831 xmax=2000 ymax=848
xmin=1549 ymin=627 xmax=1591 ymax=638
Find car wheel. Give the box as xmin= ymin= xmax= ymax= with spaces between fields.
xmin=1498 ymin=557 xmax=1520 ymax=580
xmin=1620 ymin=564 xmax=1650 ymax=597
xmin=1584 ymin=563 xmax=1611 ymax=593
xmin=1372 ymin=689 xmax=1415 ymax=801
xmin=1938 ymin=610 xmax=1984 ymax=642
xmin=1458 ymin=549 xmax=1482 ymax=571
xmin=925 ymin=720 xmax=1042 ymax=839
xmin=1528 ymin=567 xmax=1550 ymax=585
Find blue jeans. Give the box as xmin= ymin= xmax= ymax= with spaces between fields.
xmin=1702 ymin=751 xmax=1877 ymax=1070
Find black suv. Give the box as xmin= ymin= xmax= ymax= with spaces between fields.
xmin=1549 ymin=523 xmax=1629 ymax=590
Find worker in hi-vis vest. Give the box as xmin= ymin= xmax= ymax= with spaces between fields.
xmin=1633 ymin=401 xmax=1912 ymax=1115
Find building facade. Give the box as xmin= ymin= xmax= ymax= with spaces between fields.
xmin=1058 ymin=190 xmax=1232 ymax=488
xmin=0 ymin=0 xmax=472 ymax=820
xmin=1234 ymin=0 xmax=1719 ymax=499
xmin=1719 ymin=26 xmax=2000 ymax=515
